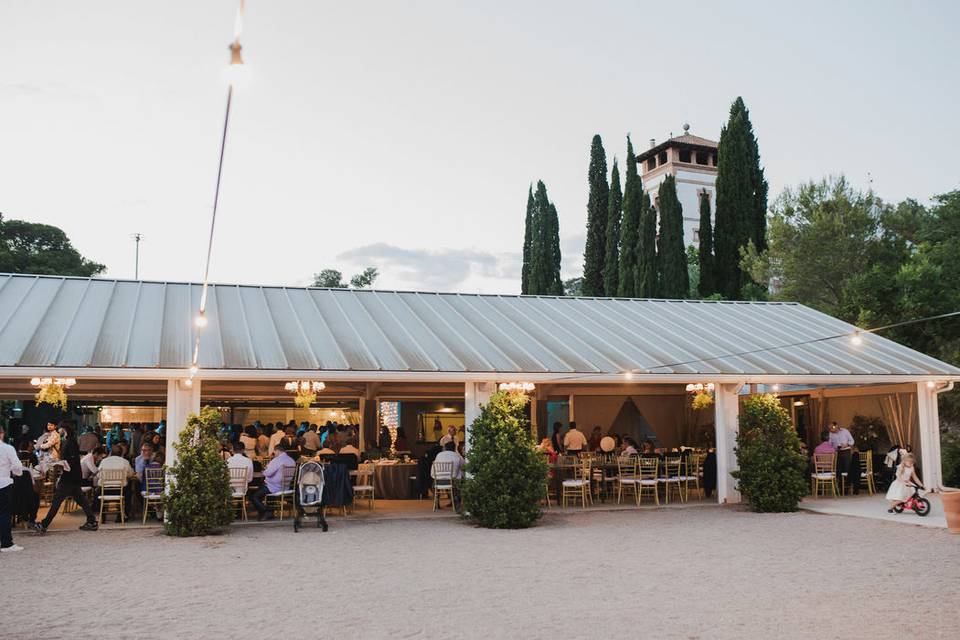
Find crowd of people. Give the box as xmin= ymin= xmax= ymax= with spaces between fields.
xmin=537 ymin=421 xmax=668 ymax=462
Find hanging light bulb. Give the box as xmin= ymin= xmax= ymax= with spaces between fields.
xmin=195 ymin=313 xmax=208 ymax=328
xmin=189 ymin=364 xmax=199 ymax=375
xmin=850 ymin=331 xmax=863 ymax=346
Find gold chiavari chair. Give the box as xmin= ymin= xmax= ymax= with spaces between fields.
xmin=140 ymin=467 xmax=165 ymax=524
xmin=561 ymin=458 xmax=592 ymax=509
xmin=638 ymin=457 xmax=659 ymax=505
xmin=431 ymin=461 xmax=455 ymax=511
xmin=811 ymin=453 xmax=837 ymax=498
xmin=615 ymin=456 xmax=640 ymax=505
xmin=354 ymin=463 xmax=375 ymax=510
xmin=859 ymin=452 xmax=876 ymax=495
xmin=98 ymin=468 xmax=128 ymax=524
xmin=682 ymin=452 xmax=705 ymax=501
xmin=659 ymin=455 xmax=684 ymax=503
xmin=266 ymin=465 xmax=296 ymax=520
xmin=228 ymin=467 xmax=250 ymax=521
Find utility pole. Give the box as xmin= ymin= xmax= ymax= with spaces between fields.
xmin=132 ymin=233 xmax=143 ymax=279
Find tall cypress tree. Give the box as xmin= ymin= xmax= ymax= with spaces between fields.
xmin=617 ymin=137 xmax=641 ymax=297
xmin=697 ymin=191 xmax=716 ymax=297
xmin=521 ymin=185 xmax=534 ymax=294
xmin=714 ymin=107 xmax=752 ymax=299
xmin=731 ymin=98 xmax=769 ymax=254
xmin=656 ymin=175 xmax=688 ymax=298
xmin=637 ymin=188 xmax=657 ymax=298
xmin=529 ymin=180 xmax=563 ymax=296
xmin=582 ymin=135 xmax=609 ymax=296
xmin=602 ymin=159 xmax=622 ymax=296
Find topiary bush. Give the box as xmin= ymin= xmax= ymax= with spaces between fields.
xmin=942 ymin=431 xmax=960 ymax=489
xmin=733 ymin=393 xmax=808 ymax=512
xmin=460 ymin=390 xmax=548 ymax=529
xmin=164 ymin=406 xmax=233 ymax=537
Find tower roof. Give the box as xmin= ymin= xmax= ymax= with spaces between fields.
xmin=636 ymin=132 xmax=717 ymax=164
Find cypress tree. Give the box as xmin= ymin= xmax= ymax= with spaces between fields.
xmin=731 ymin=98 xmax=769 ymax=254
xmin=602 ymin=159 xmax=622 ymax=296
xmin=697 ymin=191 xmax=716 ymax=297
xmin=637 ymin=188 xmax=657 ymax=298
xmin=617 ymin=137 xmax=641 ymax=297
xmin=656 ymin=175 xmax=688 ymax=298
xmin=521 ymin=185 xmax=534 ymax=294
xmin=529 ymin=181 xmax=563 ymax=295
xmin=582 ymin=135 xmax=609 ymax=296
xmin=714 ymin=107 xmax=753 ymax=299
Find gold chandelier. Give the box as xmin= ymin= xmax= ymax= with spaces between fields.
xmin=284 ymin=380 xmax=326 ymax=409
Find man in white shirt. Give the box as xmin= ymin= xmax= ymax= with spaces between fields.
xmin=563 ymin=422 xmax=588 ymax=454
xmin=828 ymin=422 xmax=859 ymax=495
xmin=226 ymin=442 xmax=254 ymax=495
xmin=98 ymin=445 xmax=136 ymax=522
xmin=80 ymin=447 xmax=105 ymax=485
xmin=302 ymin=425 xmax=321 ymax=455
xmin=339 ymin=439 xmax=361 ymax=460
xmin=432 ymin=442 xmax=465 ymax=510
xmin=0 ymin=424 xmax=26 ymax=552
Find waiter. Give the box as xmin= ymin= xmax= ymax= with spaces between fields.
xmin=0 ymin=423 xmax=25 ymax=552
xmin=828 ymin=421 xmax=859 ymax=495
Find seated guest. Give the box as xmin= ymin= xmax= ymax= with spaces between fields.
xmin=537 ymin=438 xmax=557 ymax=464
xmin=622 ymin=436 xmax=639 ymax=456
xmin=394 ymin=428 xmax=409 ymax=451
xmin=439 ymin=425 xmax=458 ymax=448
xmin=80 ymin=447 xmax=106 ymax=485
xmin=134 ymin=443 xmax=155 ymax=483
xmin=255 ymin=425 xmax=269 ymax=456
xmin=302 ymin=424 xmax=320 ymax=456
xmin=250 ymin=442 xmax=296 ymax=521
xmin=432 ymin=442 xmax=465 ymax=509
xmin=814 ymin=431 xmax=836 ymax=455
xmin=98 ymin=444 xmax=136 ymax=521
xmin=239 ymin=426 xmax=258 ymax=459
xmin=339 ymin=438 xmax=361 ymax=460
xmin=588 ymin=426 xmax=603 ymax=452
xmin=316 ymin=441 xmax=336 ymax=456
xmin=267 ymin=424 xmax=284 ymax=457
xmin=281 ymin=426 xmax=299 ymax=454
xmin=79 ymin=427 xmax=100 ymax=454
xmin=226 ymin=441 xmax=254 ymax=488
xmin=640 ymin=439 xmax=658 ymax=457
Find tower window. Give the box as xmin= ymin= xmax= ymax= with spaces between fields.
xmin=647 ymin=158 xmax=657 ymax=171
xmin=679 ymin=149 xmax=692 ymax=163
xmin=696 ymin=151 xmax=709 ymax=165
xmin=658 ymin=151 xmax=667 ymax=165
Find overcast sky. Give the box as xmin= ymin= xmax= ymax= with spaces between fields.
xmin=3 ymin=1 xmax=958 ymax=293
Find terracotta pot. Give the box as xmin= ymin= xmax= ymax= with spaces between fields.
xmin=941 ymin=489 xmax=960 ymax=534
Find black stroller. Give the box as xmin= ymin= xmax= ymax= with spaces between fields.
xmin=293 ymin=461 xmax=328 ymax=532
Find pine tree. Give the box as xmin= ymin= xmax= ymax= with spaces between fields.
xmin=528 ymin=181 xmax=563 ymax=295
xmin=656 ymin=175 xmax=689 ymax=298
xmin=617 ymin=137 xmax=641 ymax=297
xmin=697 ymin=191 xmax=716 ymax=297
xmin=521 ymin=185 xmax=534 ymax=294
xmin=602 ymin=159 xmax=622 ymax=296
xmin=637 ymin=189 xmax=657 ymax=297
xmin=582 ymin=135 xmax=609 ymax=296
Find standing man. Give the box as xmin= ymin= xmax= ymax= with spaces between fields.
xmin=439 ymin=425 xmax=458 ymax=448
xmin=36 ymin=421 xmax=99 ymax=534
xmin=828 ymin=421 xmax=858 ymax=495
xmin=302 ymin=424 xmax=320 ymax=456
xmin=563 ymin=421 xmax=588 ymax=455
xmin=36 ymin=421 xmax=61 ymax=467
xmin=0 ymin=423 xmax=25 ymax=552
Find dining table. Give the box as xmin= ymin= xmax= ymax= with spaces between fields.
xmin=372 ymin=462 xmax=419 ymax=499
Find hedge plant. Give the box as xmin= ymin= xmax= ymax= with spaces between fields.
xmin=942 ymin=431 xmax=960 ymax=489
xmin=165 ymin=406 xmax=233 ymax=536
xmin=460 ymin=390 xmax=548 ymax=529
xmin=733 ymin=393 xmax=808 ymax=512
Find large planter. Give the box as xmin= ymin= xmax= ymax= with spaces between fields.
xmin=942 ymin=489 xmax=960 ymax=534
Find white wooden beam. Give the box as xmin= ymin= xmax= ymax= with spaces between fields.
xmin=714 ymin=383 xmax=742 ymax=504
xmin=916 ymin=382 xmax=942 ymax=491
xmin=165 ymin=378 xmax=201 ymax=471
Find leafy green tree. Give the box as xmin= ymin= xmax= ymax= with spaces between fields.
xmin=0 ymin=215 xmax=104 ymax=276
xmin=656 ymin=175 xmax=688 ymax=298
xmin=730 ymin=98 xmax=769 ymax=254
xmin=697 ymin=192 xmax=716 ymax=297
xmin=582 ymin=135 xmax=609 ymax=296
xmin=164 ymin=407 xmax=234 ymax=536
xmin=521 ymin=185 xmax=534 ymax=294
xmin=617 ymin=137 xmax=641 ymax=297
xmin=686 ymin=245 xmax=700 ymax=299
xmin=637 ymin=190 xmax=657 ymax=297
xmin=460 ymin=390 xmax=548 ymax=528
xmin=547 ymin=201 xmax=563 ymax=296
xmin=349 ymin=267 xmax=379 ymax=288
xmin=602 ymin=159 xmax=623 ymax=296
xmin=733 ymin=394 xmax=808 ymax=512
xmin=563 ymin=276 xmax=583 ymax=297
xmin=528 ymin=181 xmax=563 ymax=296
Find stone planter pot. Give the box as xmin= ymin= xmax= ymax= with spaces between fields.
xmin=941 ymin=489 xmax=960 ymax=534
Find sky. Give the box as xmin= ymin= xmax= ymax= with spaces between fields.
xmin=2 ymin=1 xmax=959 ymax=293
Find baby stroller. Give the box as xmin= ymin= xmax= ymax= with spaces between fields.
xmin=294 ymin=461 xmax=329 ymax=532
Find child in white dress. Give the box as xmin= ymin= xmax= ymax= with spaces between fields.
xmin=885 ymin=453 xmax=922 ymax=513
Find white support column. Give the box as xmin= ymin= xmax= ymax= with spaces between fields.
xmin=714 ymin=383 xmax=742 ymax=504
xmin=916 ymin=382 xmax=942 ymax=491
xmin=165 ymin=378 xmax=201 ymax=470
xmin=464 ymin=382 xmax=493 ymax=454
xmin=357 ymin=395 xmax=367 ymax=452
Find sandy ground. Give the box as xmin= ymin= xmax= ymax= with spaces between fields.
xmin=2 ymin=506 xmax=958 ymax=640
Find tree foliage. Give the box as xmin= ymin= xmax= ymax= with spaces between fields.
xmin=697 ymin=191 xmax=716 ymax=297
xmin=164 ymin=407 xmax=233 ymax=537
xmin=733 ymin=394 xmax=808 ymax=512
xmin=656 ymin=175 xmax=688 ymax=298
xmin=617 ymin=137 xmax=641 ymax=297
xmin=460 ymin=390 xmax=548 ymax=528
xmin=582 ymin=135 xmax=609 ymax=296
xmin=603 ymin=159 xmax=623 ymax=296
xmin=527 ymin=181 xmax=563 ymax=295
xmin=312 ymin=267 xmax=379 ymax=288
xmin=0 ymin=215 xmax=105 ymax=276
xmin=521 ymin=185 xmax=534 ymax=294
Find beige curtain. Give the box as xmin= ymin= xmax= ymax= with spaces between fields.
xmin=879 ymin=392 xmax=916 ymax=447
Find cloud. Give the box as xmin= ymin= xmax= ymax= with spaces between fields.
xmin=337 ymin=243 xmax=521 ymax=291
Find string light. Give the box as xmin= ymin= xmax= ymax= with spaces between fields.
xmin=850 ymin=331 xmax=863 ymax=346
xmin=194 ymin=313 xmax=208 ymax=328
xmin=498 ymin=382 xmax=535 ymax=393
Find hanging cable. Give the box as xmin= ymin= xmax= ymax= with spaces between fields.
xmin=189 ymin=0 xmax=246 ymax=383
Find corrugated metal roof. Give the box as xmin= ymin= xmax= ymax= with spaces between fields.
xmin=0 ymin=273 xmax=956 ymax=378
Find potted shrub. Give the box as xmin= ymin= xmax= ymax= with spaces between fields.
xmin=460 ymin=390 xmax=548 ymax=529
xmin=733 ymin=393 xmax=808 ymax=512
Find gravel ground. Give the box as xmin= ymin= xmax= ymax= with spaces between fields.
xmin=2 ymin=506 xmax=958 ymax=639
